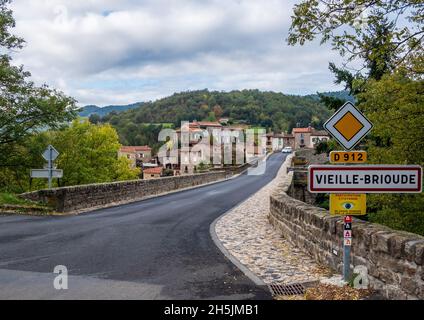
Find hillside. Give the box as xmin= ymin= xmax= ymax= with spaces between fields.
xmin=96 ymin=89 xmax=344 ymax=149
xmin=78 ymin=102 xmax=143 ymax=117
xmin=306 ymin=90 xmax=355 ymax=103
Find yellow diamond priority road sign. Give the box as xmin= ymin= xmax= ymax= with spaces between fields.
xmin=324 ymin=102 xmax=373 ymax=150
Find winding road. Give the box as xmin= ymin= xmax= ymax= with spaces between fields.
xmin=0 ymin=153 xmax=287 ymax=299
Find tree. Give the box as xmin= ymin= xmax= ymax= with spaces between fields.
xmin=288 ymin=0 xmax=423 ymax=102
xmin=213 ymin=104 xmax=223 ymax=119
xmin=0 ymin=0 xmax=76 ymax=158
xmin=288 ymin=0 xmax=423 ymax=75
xmin=88 ymin=113 xmax=101 ymax=124
xmin=205 ymin=111 xmax=216 ymax=122
xmin=52 ymin=119 xmax=140 ymax=186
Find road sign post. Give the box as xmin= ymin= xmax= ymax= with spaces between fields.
xmin=343 ymin=215 xmax=352 ymax=281
xmin=31 ymin=145 xmax=61 ymax=189
xmin=312 ymin=102 xmax=423 ymax=282
xmin=322 ymin=102 xmax=375 ymax=282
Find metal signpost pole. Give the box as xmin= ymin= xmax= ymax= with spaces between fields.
xmin=343 ymin=151 xmax=352 ymax=282
xmin=343 ymin=215 xmax=352 ymax=281
xmin=48 ymin=146 xmax=52 ymax=189
xmin=32 ymin=145 xmax=62 ymax=187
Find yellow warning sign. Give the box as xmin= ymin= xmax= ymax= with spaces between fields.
xmin=330 ymin=194 xmax=366 ymax=215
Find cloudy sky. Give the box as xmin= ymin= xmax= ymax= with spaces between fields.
xmin=10 ymin=0 xmax=343 ymax=106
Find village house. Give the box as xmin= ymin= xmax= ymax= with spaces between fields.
xmin=143 ymin=166 xmax=163 ymax=180
xmin=272 ymin=133 xmax=286 ymax=151
xmin=292 ymin=126 xmax=329 ymax=149
xmin=118 ymin=146 xmax=152 ymax=168
xmin=281 ymin=133 xmax=295 ymax=149
xmin=158 ymin=121 xmax=256 ymax=174
xmin=265 ymin=132 xmax=294 ymax=151
xmin=310 ymin=130 xmax=330 ymax=147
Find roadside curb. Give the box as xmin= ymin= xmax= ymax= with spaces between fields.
xmin=209 ymin=216 xmax=267 ymax=286
xmin=210 ymin=152 xmax=293 ymax=287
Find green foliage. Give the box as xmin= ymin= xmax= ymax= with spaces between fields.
xmin=362 ymin=71 xmax=424 ymax=231
xmin=368 ymin=208 xmax=424 ymax=236
xmin=318 ymin=92 xmax=347 ymax=111
xmin=162 ymin=168 xmax=174 ymax=177
xmin=358 ymin=70 xmax=424 ymax=166
xmin=105 ymin=89 xmax=331 ymax=137
xmin=357 ymin=69 xmax=424 ymax=230
xmin=0 ymin=192 xmax=32 ymax=205
xmin=198 ymin=162 xmax=207 ymax=171
xmin=0 ymin=0 xmax=76 ymax=158
xmin=205 ymin=111 xmax=217 ymax=122
xmin=315 ymin=193 xmax=329 ymax=210
xmin=78 ymin=103 xmax=142 ymax=117
xmin=287 ymin=0 xmax=423 ymax=74
xmin=0 ymin=120 xmax=140 ymax=192
xmin=88 ymin=113 xmax=101 ymax=124
xmin=52 ymin=119 xmax=140 ymax=186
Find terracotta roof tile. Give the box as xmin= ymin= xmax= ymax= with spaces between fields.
xmin=143 ymin=167 xmax=162 ymax=174
xmin=195 ymin=121 xmax=222 ymax=127
xmin=120 ymin=146 xmax=151 ymax=152
xmin=292 ymin=127 xmax=312 ymax=133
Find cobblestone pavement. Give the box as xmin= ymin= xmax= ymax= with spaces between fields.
xmin=215 ymin=154 xmax=333 ymax=285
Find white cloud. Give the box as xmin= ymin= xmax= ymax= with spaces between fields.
xmin=9 ymin=0 xmax=343 ymax=106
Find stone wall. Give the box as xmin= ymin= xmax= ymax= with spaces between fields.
xmin=287 ymin=171 xmax=317 ymax=205
xmin=269 ymin=170 xmax=424 ymax=300
xmin=22 ymin=171 xmax=228 ymax=213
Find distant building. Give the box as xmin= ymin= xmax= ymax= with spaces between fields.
xmin=310 ymin=130 xmax=330 ymax=147
xmin=265 ymin=132 xmax=293 ymax=151
xmin=292 ymin=126 xmax=329 ymax=149
xmin=158 ymin=121 xmax=255 ymax=174
xmin=143 ymin=166 xmax=163 ymax=180
xmin=118 ymin=146 xmax=152 ymax=168
xmin=284 ymin=134 xmax=295 ymax=148
xmin=272 ymin=133 xmax=286 ymax=151
xmin=266 ymin=132 xmax=275 ymax=152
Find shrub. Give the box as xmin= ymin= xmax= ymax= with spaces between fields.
xmin=368 ymin=209 xmax=424 ymax=236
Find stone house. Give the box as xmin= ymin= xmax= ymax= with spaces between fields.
xmin=143 ymin=166 xmax=163 ymax=180
xmin=292 ymin=126 xmax=329 ymax=149
xmin=118 ymin=146 xmax=152 ymax=168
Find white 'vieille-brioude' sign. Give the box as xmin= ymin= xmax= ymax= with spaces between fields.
xmin=308 ymin=165 xmax=422 ymax=193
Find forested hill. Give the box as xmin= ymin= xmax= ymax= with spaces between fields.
xmin=79 ymin=102 xmax=143 ymax=117
xmin=101 ymin=89 xmax=344 ymax=135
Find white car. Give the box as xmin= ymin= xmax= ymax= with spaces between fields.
xmin=281 ymin=147 xmax=293 ymax=153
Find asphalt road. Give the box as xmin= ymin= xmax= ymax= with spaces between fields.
xmin=0 ymin=153 xmax=287 ymax=299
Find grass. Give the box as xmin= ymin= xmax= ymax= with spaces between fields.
xmin=0 ymin=192 xmax=55 ymax=216
xmin=0 ymin=193 xmax=33 ymax=206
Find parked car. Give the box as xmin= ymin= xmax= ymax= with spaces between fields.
xmin=281 ymin=147 xmax=293 ymax=153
